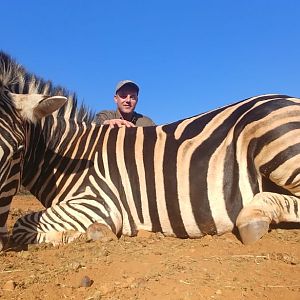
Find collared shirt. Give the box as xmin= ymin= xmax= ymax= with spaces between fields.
xmin=95 ymin=110 xmax=155 ymax=127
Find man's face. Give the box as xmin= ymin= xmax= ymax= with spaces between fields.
xmin=114 ymin=85 xmax=138 ymax=115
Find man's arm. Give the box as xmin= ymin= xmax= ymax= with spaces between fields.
xmin=95 ymin=110 xmax=135 ymax=128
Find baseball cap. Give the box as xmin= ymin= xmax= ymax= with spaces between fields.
xmin=115 ymin=80 xmax=139 ymax=94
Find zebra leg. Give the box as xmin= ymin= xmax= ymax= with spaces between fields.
xmin=12 ymin=201 xmax=120 ymax=246
xmin=12 ymin=210 xmax=86 ymax=246
xmin=236 ymin=192 xmax=300 ymax=244
xmin=0 ymin=219 xmax=10 ymax=251
xmin=0 ymin=197 xmax=13 ymax=251
xmin=44 ymin=223 xmax=118 ymax=244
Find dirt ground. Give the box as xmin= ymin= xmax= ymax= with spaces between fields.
xmin=0 ymin=195 xmax=299 ymax=300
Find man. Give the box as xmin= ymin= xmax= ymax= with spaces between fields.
xmin=95 ymin=80 xmax=155 ymax=128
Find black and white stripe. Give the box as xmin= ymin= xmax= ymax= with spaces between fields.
xmin=0 ymin=51 xmax=299 ymax=247
xmin=0 ymin=85 xmax=26 ymax=249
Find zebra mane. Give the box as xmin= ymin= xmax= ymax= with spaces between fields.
xmin=0 ymin=51 xmax=95 ymax=124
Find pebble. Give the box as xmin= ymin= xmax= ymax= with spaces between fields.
xmin=70 ymin=261 xmax=83 ymax=271
xmin=80 ymin=275 xmax=93 ymax=287
xmin=3 ymin=280 xmax=16 ymax=291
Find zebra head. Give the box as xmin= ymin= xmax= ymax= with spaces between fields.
xmin=0 ymin=52 xmax=67 ymax=250
xmin=0 ymin=88 xmax=67 ymax=181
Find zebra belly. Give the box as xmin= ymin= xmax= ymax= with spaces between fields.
xmin=124 ymin=198 xmax=236 ymax=238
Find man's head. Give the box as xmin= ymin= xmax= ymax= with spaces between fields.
xmin=115 ymin=80 xmax=139 ymax=96
xmin=114 ymin=80 xmax=139 ymax=118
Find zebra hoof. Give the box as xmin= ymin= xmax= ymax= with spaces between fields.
xmin=86 ymin=223 xmax=117 ymax=242
xmin=238 ymin=220 xmax=269 ymax=245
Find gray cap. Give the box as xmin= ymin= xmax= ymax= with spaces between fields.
xmin=115 ymin=80 xmax=139 ymax=94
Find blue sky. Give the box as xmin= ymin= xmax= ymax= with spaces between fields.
xmin=2 ymin=1 xmax=300 ymax=124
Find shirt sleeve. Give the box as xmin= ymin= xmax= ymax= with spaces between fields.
xmin=144 ymin=117 xmax=156 ymax=126
xmin=135 ymin=114 xmax=156 ymax=126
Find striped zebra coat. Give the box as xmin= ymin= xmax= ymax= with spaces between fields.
xmin=0 ymin=52 xmax=299 ymax=249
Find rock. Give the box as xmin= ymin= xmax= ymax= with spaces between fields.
xmin=3 ymin=280 xmax=16 ymax=291
xmin=80 ymin=275 xmax=93 ymax=287
xmin=70 ymin=261 xmax=84 ymax=271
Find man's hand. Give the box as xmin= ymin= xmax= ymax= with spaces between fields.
xmin=103 ymin=119 xmax=136 ymax=128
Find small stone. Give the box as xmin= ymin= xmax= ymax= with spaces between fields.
xmin=80 ymin=275 xmax=93 ymax=287
xmin=3 ymin=280 xmax=16 ymax=291
xmin=70 ymin=261 xmax=83 ymax=271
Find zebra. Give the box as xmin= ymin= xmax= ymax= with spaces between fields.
xmin=0 ymin=52 xmax=68 ymax=250
xmin=0 ymin=51 xmax=299 ymax=250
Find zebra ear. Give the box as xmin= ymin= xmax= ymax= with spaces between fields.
xmin=10 ymin=92 xmax=67 ymax=122
xmin=33 ymin=96 xmax=68 ymax=119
